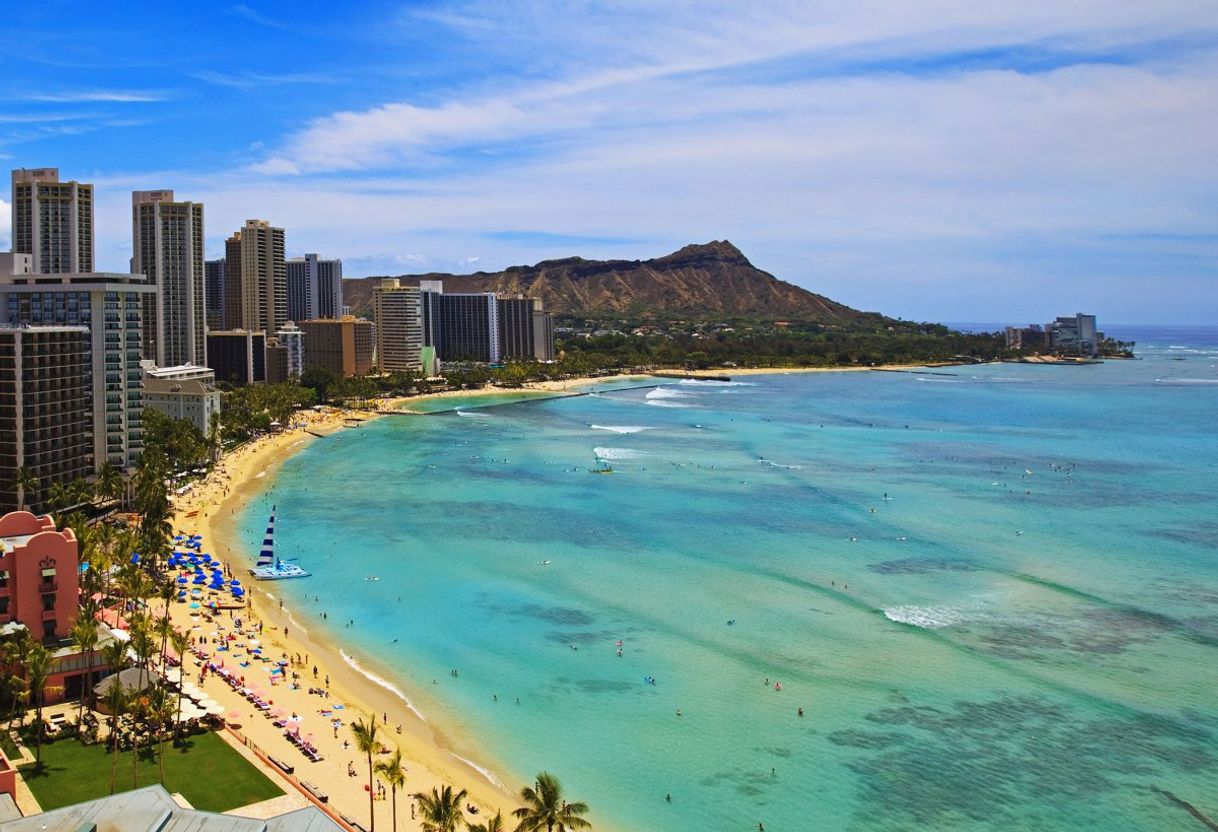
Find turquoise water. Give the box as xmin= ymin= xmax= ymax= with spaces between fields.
xmin=238 ymin=328 xmax=1218 ymax=831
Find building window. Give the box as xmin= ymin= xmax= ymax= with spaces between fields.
xmin=43 ymin=620 xmax=56 ymax=638
xmin=0 ymin=597 xmax=8 ymax=615
xmin=43 ymin=595 xmax=56 ymax=611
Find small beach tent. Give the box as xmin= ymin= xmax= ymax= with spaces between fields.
xmin=94 ymin=667 xmax=161 ymax=708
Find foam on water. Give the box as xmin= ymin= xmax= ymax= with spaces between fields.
xmin=593 ymin=446 xmax=646 ymax=460
xmin=883 ymin=605 xmax=973 ymax=628
xmin=646 ymin=386 xmax=694 ymax=399
xmin=590 ymin=424 xmax=651 ymax=434
xmin=340 ymin=649 xmax=427 ymax=722
xmin=450 ymin=752 xmax=508 ymax=790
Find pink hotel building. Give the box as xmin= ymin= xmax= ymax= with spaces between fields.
xmin=0 ymin=510 xmax=98 ymax=704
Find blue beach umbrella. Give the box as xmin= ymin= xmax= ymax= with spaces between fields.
xmin=229 ymin=579 xmax=241 ymax=586
xmin=188 ymin=602 xmax=201 ymax=609
xmin=130 ymin=553 xmax=140 ymax=564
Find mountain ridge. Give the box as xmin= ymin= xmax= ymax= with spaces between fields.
xmin=342 ymin=241 xmax=879 ymax=324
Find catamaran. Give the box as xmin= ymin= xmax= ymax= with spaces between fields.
xmin=249 ymin=505 xmax=311 ymax=580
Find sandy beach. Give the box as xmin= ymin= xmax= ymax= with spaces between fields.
xmin=163 ymin=365 xmax=946 ymax=827
xmin=166 ymin=406 xmax=520 ymax=830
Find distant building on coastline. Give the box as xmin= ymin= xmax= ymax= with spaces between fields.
xmin=286 ymin=253 xmax=343 ymax=322
xmin=298 ymin=317 xmax=374 ymax=378
xmin=1005 ymin=314 xmax=1100 ymax=356
xmin=206 ymin=329 xmax=266 ymax=386
xmin=1004 ymin=324 xmax=1048 ymax=351
xmin=0 ymin=326 xmax=92 ymax=512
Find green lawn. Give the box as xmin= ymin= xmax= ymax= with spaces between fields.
xmin=0 ymin=731 xmax=19 ymax=760
xmin=19 ymin=731 xmax=283 ymax=812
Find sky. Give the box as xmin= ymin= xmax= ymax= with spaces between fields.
xmin=2 ymin=1 xmax=1216 ymax=324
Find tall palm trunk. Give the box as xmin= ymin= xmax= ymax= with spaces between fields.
xmin=367 ymin=748 xmax=376 ymax=832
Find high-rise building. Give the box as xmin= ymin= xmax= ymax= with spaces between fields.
xmin=0 ymin=326 xmax=92 ymax=512
xmin=131 ymin=190 xmax=206 ymax=367
xmin=205 ymin=330 xmax=266 ymax=386
xmin=372 ymin=279 xmax=422 ymax=372
xmin=204 ymin=258 xmax=225 ymax=330
xmin=1049 ymin=313 xmax=1099 ymax=356
xmin=223 ymin=220 xmax=285 ymax=335
xmin=275 ymin=322 xmax=304 ymax=378
xmin=497 ymin=296 xmax=555 ymax=362
xmin=435 ymin=293 xmax=500 ymax=364
xmin=298 ymin=317 xmax=373 ymax=378
xmin=286 ymin=254 xmax=343 ymax=322
xmin=0 ymin=271 xmax=151 ymax=472
xmin=10 ymin=168 xmax=94 ymax=274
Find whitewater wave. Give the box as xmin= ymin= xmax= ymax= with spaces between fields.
xmin=456 ymin=409 xmax=490 ymax=417
xmin=1155 ymin=378 xmax=1218 ymax=384
xmin=762 ymin=461 xmax=805 ymax=470
xmin=594 ymin=447 xmax=646 ymax=460
xmin=883 ymin=605 xmax=971 ymax=628
xmin=678 ymin=379 xmax=755 ymax=387
xmin=451 ymin=752 xmax=507 ymax=789
xmin=340 ymin=649 xmax=427 ymax=722
xmin=646 ymin=400 xmax=693 ymax=408
xmin=646 ymin=387 xmax=694 ymax=400
xmin=590 ymin=424 xmax=651 ymax=434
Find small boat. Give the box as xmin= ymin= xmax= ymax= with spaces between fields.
xmin=589 ymin=459 xmax=614 ymax=475
xmin=365 ymin=576 xmax=380 ymax=582
xmin=249 ymin=506 xmax=311 ymax=580
xmin=538 ymin=560 xmax=552 ymax=566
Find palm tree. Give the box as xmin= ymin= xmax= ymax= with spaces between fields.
xmin=470 ymin=811 xmax=507 ymax=832
xmin=149 ymin=683 xmax=174 ymax=784
xmin=70 ymin=614 xmax=99 ymax=721
xmin=351 ymin=713 xmax=382 ymax=831
xmin=100 ymin=638 xmax=130 ymax=794
xmin=375 ymin=747 xmax=407 ymax=831
xmin=168 ymin=630 xmax=191 ymax=745
xmin=512 ymin=772 xmax=592 ymax=832
xmin=49 ymin=480 xmax=72 ymax=514
xmin=94 ymin=461 xmax=123 ymax=505
xmin=207 ymin=411 xmax=223 ymax=464
xmin=27 ymin=643 xmax=52 ymax=769
xmin=413 ymin=784 xmax=468 ymax=832
xmin=14 ymin=466 xmax=38 ymax=511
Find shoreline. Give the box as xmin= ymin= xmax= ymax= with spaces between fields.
xmin=174 ymin=362 xmax=960 ymax=827
xmin=170 ymin=409 xmax=521 ymax=830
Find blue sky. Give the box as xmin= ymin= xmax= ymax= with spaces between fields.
xmin=3 ymin=1 xmax=1216 ymax=324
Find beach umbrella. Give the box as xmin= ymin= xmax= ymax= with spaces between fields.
xmin=189 ymin=602 xmax=201 ymax=609
xmin=229 ymin=579 xmax=241 ymax=586
xmin=174 ymin=535 xmax=184 ymax=541
xmin=177 ymin=576 xmax=188 ymax=584
xmin=228 ymin=709 xmax=242 ymax=719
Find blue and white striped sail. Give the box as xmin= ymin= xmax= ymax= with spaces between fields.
xmin=257 ymin=506 xmax=276 ymax=567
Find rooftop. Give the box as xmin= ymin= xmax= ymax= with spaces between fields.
xmin=0 ymin=785 xmax=342 ymax=832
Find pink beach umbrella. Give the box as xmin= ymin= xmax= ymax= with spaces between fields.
xmin=227 ymin=709 xmax=243 ymax=720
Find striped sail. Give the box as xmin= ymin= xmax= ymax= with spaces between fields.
xmin=257 ymin=506 xmax=276 ymax=567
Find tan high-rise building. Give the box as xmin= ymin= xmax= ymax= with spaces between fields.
xmin=132 ymin=190 xmax=206 ymax=367
xmin=373 ymin=279 xmax=423 ymax=372
xmin=223 ymin=220 xmax=286 ymax=336
xmin=298 ymin=317 xmax=373 ymax=378
xmin=10 ymin=168 xmax=94 ymax=273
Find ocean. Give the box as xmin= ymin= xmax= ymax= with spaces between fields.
xmin=237 ymin=325 xmax=1218 ymax=831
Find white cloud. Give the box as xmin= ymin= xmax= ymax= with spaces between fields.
xmin=88 ymin=1 xmax=1218 ymax=322
xmin=21 ymin=90 xmax=167 ymax=103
